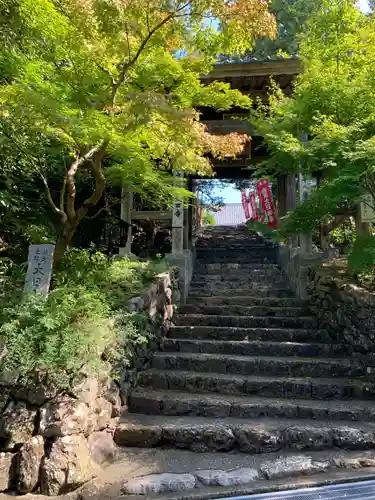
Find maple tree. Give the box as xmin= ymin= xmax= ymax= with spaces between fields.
xmin=0 ymin=0 xmax=275 ymax=263
xmin=222 ymin=0 xmax=324 ymax=62
xmin=253 ymin=0 xmax=375 ymax=255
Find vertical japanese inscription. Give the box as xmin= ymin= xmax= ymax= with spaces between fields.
xmin=172 ymin=172 xmax=184 ymax=228
xmin=24 ymin=244 xmax=55 ymax=296
xmin=172 ymin=200 xmax=184 ymax=227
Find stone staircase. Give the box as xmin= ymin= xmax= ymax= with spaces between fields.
xmin=115 ymin=226 xmax=375 ymax=455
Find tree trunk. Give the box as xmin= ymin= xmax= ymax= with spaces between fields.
xmin=53 ymin=224 xmax=76 ymax=266
xmin=49 ymin=141 xmax=108 ymax=267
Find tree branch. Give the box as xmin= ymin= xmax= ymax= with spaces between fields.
xmin=60 ymin=178 xmax=67 ymax=212
xmin=83 ymin=205 xmax=109 ymax=220
xmin=75 ymin=139 xmax=110 ymax=223
xmin=96 ymin=63 xmax=116 ymax=85
xmin=65 ymin=142 xmax=106 ymax=223
xmin=110 ymin=1 xmax=191 ymax=104
xmin=322 ymin=213 xmax=349 ymax=236
xmin=145 ymin=9 xmax=151 ymax=33
xmin=124 ymin=26 xmax=132 ymax=65
xmin=40 ymin=173 xmax=67 ymax=225
xmin=39 ymin=173 xmax=60 ymax=214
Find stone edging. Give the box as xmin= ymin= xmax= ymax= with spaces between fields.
xmin=119 ymin=270 xmax=178 ymax=401
xmin=0 ymin=268 xmax=178 ymax=496
xmin=277 ymin=244 xmax=375 ymax=356
xmin=121 ymin=452 xmax=375 ymax=496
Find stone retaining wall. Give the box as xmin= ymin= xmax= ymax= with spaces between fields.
xmin=120 ymin=270 xmax=177 ymax=398
xmin=165 ymin=249 xmax=194 ymax=304
xmin=0 ymin=270 xmax=177 ymax=496
xmin=278 ymin=245 xmax=375 ymax=355
xmin=307 ymin=268 xmax=375 ymax=355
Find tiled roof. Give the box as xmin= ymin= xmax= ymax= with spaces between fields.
xmin=212 ymin=204 xmax=246 ymax=226
xmin=217 ymin=55 xmax=299 ymax=64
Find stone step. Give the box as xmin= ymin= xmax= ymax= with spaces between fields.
xmin=187 ymin=296 xmax=306 ymax=307
xmin=137 ymin=369 xmax=375 ymax=400
xmin=194 ymin=263 xmax=280 ymax=273
xmin=196 ymin=252 xmax=278 ymax=259
xmin=196 ymin=248 xmax=277 ymax=254
xmin=191 ymin=275 xmax=286 ymax=285
xmin=174 ymin=314 xmax=317 ymax=329
xmin=196 ymin=237 xmax=272 ymax=242
xmin=195 ymin=256 xmax=279 ymax=264
xmin=115 ymin=414 xmax=375 ymax=453
xmin=152 ymin=352 xmax=364 ymax=378
xmin=193 ymin=269 xmax=283 ymax=278
xmin=196 ymin=248 xmax=275 ymax=254
xmin=207 ymin=234 xmax=257 ymax=239
xmin=197 ymin=234 xmax=264 ymax=240
xmin=163 ymin=338 xmax=348 ymax=358
xmin=201 ymin=240 xmax=265 ymax=245
xmin=193 ymin=267 xmax=284 ymax=276
xmin=170 ymin=326 xmax=332 ymax=343
xmin=196 ymin=244 xmax=276 ymax=250
xmin=179 ymin=305 xmax=307 ymax=318
xmin=196 ymin=243 xmax=276 ymax=249
xmin=129 ymin=389 xmax=375 ymax=422
xmin=196 ymin=240 xmax=267 ymax=243
xmin=188 ymin=287 xmax=294 ymax=298
xmin=190 ymin=281 xmax=288 ymax=289
xmin=189 ymin=284 xmax=290 ymax=294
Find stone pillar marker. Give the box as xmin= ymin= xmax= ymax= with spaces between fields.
xmin=277 ymin=175 xmax=287 ymax=217
xmin=172 ymin=173 xmax=184 ymax=255
xmin=24 ymin=244 xmax=55 ymax=296
xmin=183 ymin=207 xmax=190 ymax=250
xmin=119 ymin=187 xmax=133 ymax=256
xmin=165 ymin=173 xmax=194 ymax=303
xmin=298 ymin=173 xmax=313 ymax=253
xmin=356 ymin=194 xmax=373 ymax=237
xmin=299 ymin=233 xmax=313 ymax=254
xmin=286 ymin=173 xmax=296 ymax=212
xmin=172 ymin=198 xmax=184 ymax=255
xmin=286 ymin=173 xmax=298 ymax=247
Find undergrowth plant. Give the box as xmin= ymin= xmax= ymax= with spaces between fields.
xmin=0 ymin=249 xmax=168 ymax=390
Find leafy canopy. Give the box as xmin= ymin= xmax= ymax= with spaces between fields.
xmin=0 ymin=0 xmax=275 ymax=184
xmin=224 ymin=0 xmax=324 ymax=62
xmin=0 ymin=0 xmax=276 ymax=260
xmin=254 ymin=0 xmax=375 ymax=237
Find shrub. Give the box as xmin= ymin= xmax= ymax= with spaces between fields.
xmin=54 ymin=248 xmax=167 ymax=309
xmin=203 ymin=211 xmax=216 ymax=225
xmin=0 ymin=287 xmax=112 ymax=388
xmin=108 ymin=311 xmax=151 ymax=379
xmin=0 ymin=249 xmax=169 ymax=389
xmin=330 ymin=221 xmax=356 ymax=249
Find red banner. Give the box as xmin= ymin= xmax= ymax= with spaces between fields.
xmin=256 ymin=179 xmax=278 ymax=228
xmin=241 ymin=190 xmax=250 ymax=219
xmin=248 ymin=191 xmax=258 ymax=220
xmin=256 ymin=183 xmax=265 ymax=224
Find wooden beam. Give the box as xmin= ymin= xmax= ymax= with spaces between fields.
xmin=201 ymin=119 xmax=255 ymax=135
xmin=121 ymin=189 xmax=133 ymax=222
xmin=286 ymin=173 xmax=298 ymax=247
xmin=131 ymin=210 xmax=172 ymax=220
xmin=286 ymin=173 xmax=297 ymax=212
xmin=120 ymin=188 xmax=133 ymax=254
xmin=277 ymin=175 xmax=287 ymax=217
xmin=201 ymin=59 xmax=301 ymax=81
xmin=183 ymin=208 xmax=190 ymax=250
